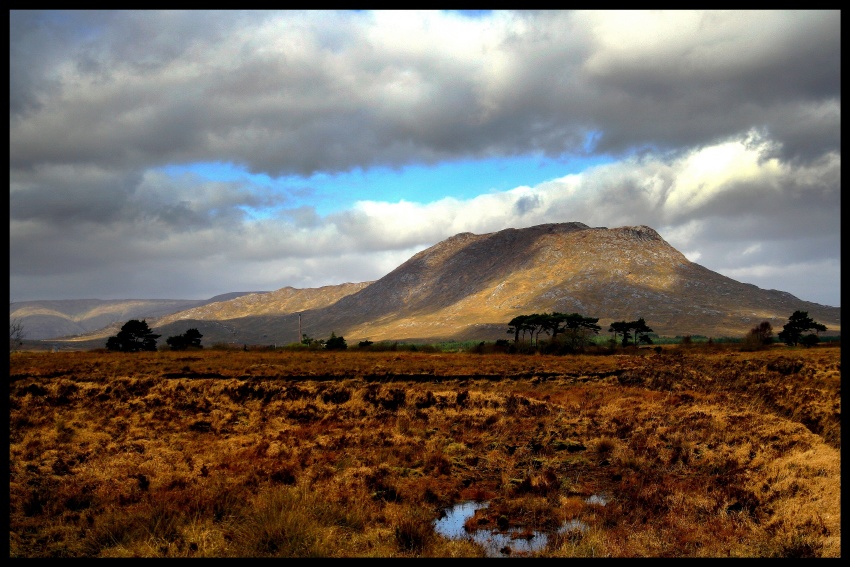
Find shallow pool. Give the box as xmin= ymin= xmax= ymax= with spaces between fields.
xmin=433 ymin=496 xmax=602 ymax=557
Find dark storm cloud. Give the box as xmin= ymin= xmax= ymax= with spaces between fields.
xmin=11 ymin=11 xmax=839 ymax=175
xmin=8 ymin=10 xmax=841 ymax=306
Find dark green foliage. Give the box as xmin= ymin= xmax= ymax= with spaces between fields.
xmin=507 ymin=314 xmax=540 ymax=345
xmin=777 ymin=311 xmax=827 ymax=346
xmin=105 ymin=320 xmax=160 ymax=352
xmin=608 ymin=318 xmax=654 ymax=347
xmin=608 ymin=321 xmax=632 ymax=346
xmin=325 ymin=332 xmax=347 ymax=350
xmin=166 ymin=328 xmax=204 ymax=351
xmin=508 ymin=312 xmax=602 ymax=350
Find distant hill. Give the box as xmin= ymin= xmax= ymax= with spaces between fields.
xmin=9 ymin=293 xmax=267 ymax=340
xmin=28 ymin=222 xmax=840 ymax=349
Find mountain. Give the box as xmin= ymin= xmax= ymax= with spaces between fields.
xmin=9 ymin=293 xmax=267 ymax=340
xmin=287 ymin=222 xmax=840 ymax=342
xmin=33 ymin=223 xmax=840 ymax=349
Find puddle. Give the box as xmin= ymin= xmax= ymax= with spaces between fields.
xmin=433 ymin=496 xmax=604 ymax=557
xmin=433 ymin=501 xmax=489 ymax=540
xmin=469 ymin=527 xmax=550 ymax=557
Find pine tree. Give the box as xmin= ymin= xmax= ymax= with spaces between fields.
xmin=106 ymin=319 xmax=161 ymax=352
xmin=777 ymin=311 xmax=826 ymax=346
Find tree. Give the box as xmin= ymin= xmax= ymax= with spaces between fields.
xmin=741 ymin=321 xmax=774 ymax=351
xmin=753 ymin=321 xmax=774 ymax=345
xmin=507 ymin=315 xmax=534 ymax=345
xmin=508 ymin=313 xmax=557 ymax=347
xmin=10 ymin=317 xmax=25 ymax=352
xmin=526 ymin=313 xmax=550 ymax=346
xmin=508 ymin=312 xmax=602 ymax=352
xmin=166 ymin=328 xmax=204 ymax=351
xmin=325 ymin=331 xmax=347 ymax=350
xmin=777 ymin=311 xmax=827 ymax=346
xmin=631 ymin=318 xmax=654 ymax=345
xmin=560 ymin=313 xmax=602 ymax=349
xmin=609 ymin=318 xmax=654 ymax=347
xmin=608 ymin=321 xmax=633 ymax=346
xmin=106 ymin=319 xmax=161 ymax=352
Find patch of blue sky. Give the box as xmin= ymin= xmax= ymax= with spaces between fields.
xmin=158 ymin=153 xmax=614 ymax=218
xmin=324 ymin=154 xmax=614 ymax=211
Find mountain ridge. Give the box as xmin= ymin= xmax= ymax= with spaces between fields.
xmin=10 ymin=293 xmax=267 ymax=340
xmin=18 ymin=222 xmax=840 ymax=348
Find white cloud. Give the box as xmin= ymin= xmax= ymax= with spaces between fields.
xmin=9 ymin=10 xmax=840 ymax=308
xmin=663 ymin=134 xmax=783 ymax=213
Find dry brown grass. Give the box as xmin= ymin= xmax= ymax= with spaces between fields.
xmin=8 ymin=343 xmax=840 ymax=557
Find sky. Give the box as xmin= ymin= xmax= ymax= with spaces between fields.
xmin=10 ymin=10 xmax=841 ymax=308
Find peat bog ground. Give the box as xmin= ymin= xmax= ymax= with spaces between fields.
xmin=8 ymin=343 xmax=840 ymax=557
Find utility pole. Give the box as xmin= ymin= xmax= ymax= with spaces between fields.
xmin=298 ymin=313 xmax=302 ymax=344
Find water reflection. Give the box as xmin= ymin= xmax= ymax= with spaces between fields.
xmin=433 ymin=501 xmax=489 ymax=540
xmin=433 ymin=496 xmax=604 ymax=557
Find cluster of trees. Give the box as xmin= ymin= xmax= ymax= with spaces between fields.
xmin=741 ymin=311 xmax=828 ymax=349
xmin=166 ymin=328 xmax=204 ymax=351
xmin=325 ymin=332 xmax=347 ymax=350
xmin=505 ymin=310 xmax=828 ymax=352
xmin=105 ymin=320 xmax=204 ymax=352
xmin=608 ymin=318 xmax=654 ymax=347
xmin=106 ymin=320 xmax=160 ymax=352
xmin=507 ymin=312 xmax=602 ymax=349
xmin=14 ymin=309 xmax=831 ymax=354
xmin=300 ymin=331 xmax=348 ymax=350
xmin=506 ymin=312 xmax=656 ymax=350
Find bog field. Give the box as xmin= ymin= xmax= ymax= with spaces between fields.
xmin=8 ymin=343 xmax=841 ymax=557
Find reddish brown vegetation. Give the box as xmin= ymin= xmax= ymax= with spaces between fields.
xmin=8 ymin=344 xmax=840 ymax=557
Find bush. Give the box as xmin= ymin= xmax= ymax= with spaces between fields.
xmin=105 ymin=320 xmax=160 ymax=352
xmin=166 ymin=328 xmax=204 ymax=351
xmin=325 ymin=332 xmax=347 ymax=350
xmin=741 ymin=321 xmax=774 ymax=351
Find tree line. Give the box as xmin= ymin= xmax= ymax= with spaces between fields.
xmin=506 ymin=310 xmax=829 ymax=352
xmin=105 ymin=320 xmax=202 ymax=352
xmin=102 ymin=321 xmax=349 ymax=352
xmin=742 ymin=310 xmax=828 ymax=349
xmin=64 ymin=309 xmax=831 ymax=354
xmin=506 ymin=312 xmax=654 ymax=351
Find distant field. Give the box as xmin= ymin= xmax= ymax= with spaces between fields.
xmin=9 ymin=344 xmax=840 ymax=557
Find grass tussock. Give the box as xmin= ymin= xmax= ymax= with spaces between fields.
xmin=8 ymin=343 xmax=840 ymax=557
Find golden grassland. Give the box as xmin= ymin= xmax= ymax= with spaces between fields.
xmin=8 ymin=343 xmax=840 ymax=557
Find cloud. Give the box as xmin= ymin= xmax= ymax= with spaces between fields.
xmin=11 ymin=11 xmax=838 ymax=175
xmin=10 ymin=129 xmax=840 ymax=304
xmin=9 ymin=10 xmax=840 ymax=308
